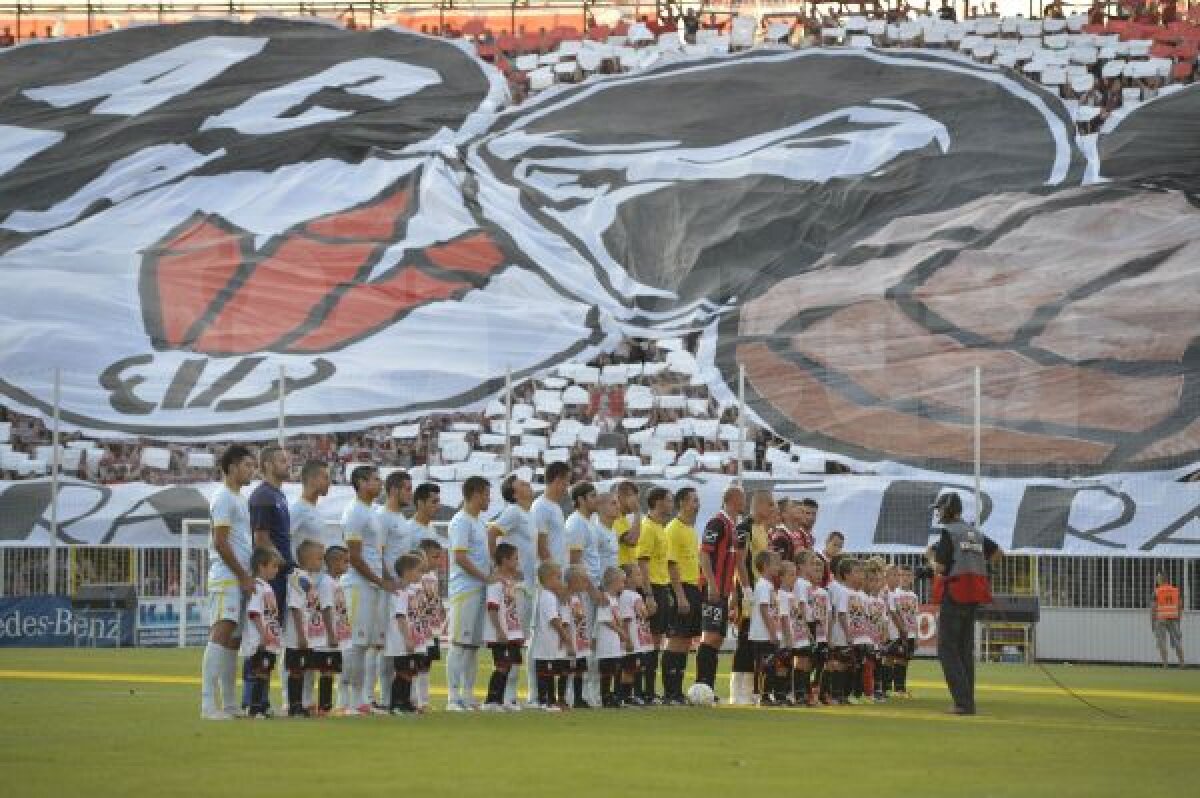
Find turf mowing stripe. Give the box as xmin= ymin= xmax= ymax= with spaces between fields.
xmin=908 ymin=678 xmax=1200 ymax=705
xmin=2 ymin=670 xmax=1198 ymax=707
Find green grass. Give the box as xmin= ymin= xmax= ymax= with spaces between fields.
xmin=1 ymin=648 xmax=1197 ymax=797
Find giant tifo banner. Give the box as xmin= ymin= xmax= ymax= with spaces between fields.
xmin=0 ymin=20 xmax=1198 ymax=479
xmin=1 ymin=472 xmax=1198 ymax=556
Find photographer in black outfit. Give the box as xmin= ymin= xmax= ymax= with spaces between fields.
xmin=926 ymin=492 xmax=1002 ymax=716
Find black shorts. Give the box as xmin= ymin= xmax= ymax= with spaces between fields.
xmin=284 ymin=647 xmax=312 ymax=671
xmin=701 ymin=596 xmax=732 ymax=636
xmin=667 ymin=583 xmax=703 ymax=639
xmin=749 ymin=640 xmax=778 ymax=668
xmin=573 ymin=656 xmax=588 ymax=674
xmin=649 ymin=585 xmax=671 ymax=636
xmin=427 ymin=638 xmax=442 ymax=661
xmin=622 ymin=654 xmax=641 ymax=672
xmin=904 ymin=638 xmax=916 ymax=658
xmin=247 ymin=649 xmax=277 ymax=673
xmin=535 ymin=659 xmax=567 ymax=675
xmin=392 ymin=654 xmax=419 ymax=673
xmin=598 ymin=656 xmax=624 ymax=676
xmin=884 ymin=639 xmax=905 ymax=658
xmin=489 ymin=642 xmax=524 ymax=666
xmin=413 ymin=653 xmax=431 ymax=671
xmin=310 ymin=650 xmax=343 ymax=672
xmin=832 ymin=645 xmax=855 ymax=666
xmin=792 ymin=644 xmax=814 ymax=658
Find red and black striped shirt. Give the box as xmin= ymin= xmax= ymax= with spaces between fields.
xmin=701 ymin=511 xmax=745 ymax=596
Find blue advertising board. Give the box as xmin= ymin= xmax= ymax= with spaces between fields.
xmin=0 ymin=596 xmax=134 ymax=647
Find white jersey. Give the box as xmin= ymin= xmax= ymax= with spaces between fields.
xmin=748 ymin=577 xmax=779 ymax=642
xmin=531 ymin=588 xmax=567 ymax=660
xmin=312 ymin=571 xmax=350 ymax=653
xmin=567 ymin=594 xmax=591 ymax=657
xmin=810 ymin=585 xmax=831 ymax=644
xmin=618 ymin=589 xmax=646 ymax=654
xmin=240 ymin=577 xmax=281 ymax=656
xmin=341 ymin=498 xmax=384 ymax=586
xmin=627 ymin=590 xmax=654 ymax=654
xmin=378 ymin=507 xmax=415 ymax=579
xmin=532 ymin=496 xmax=567 ymax=566
xmin=491 ymin=504 xmax=537 ymax=587
xmin=827 ymin=580 xmax=851 ymax=647
xmin=777 ymin=590 xmax=797 ymax=646
xmin=592 ymin=514 xmax=620 ymax=575
xmin=790 ymin=579 xmax=813 ymax=647
xmin=410 ymin=518 xmax=447 ymax=547
xmin=593 ymin=594 xmax=625 ymax=660
xmin=420 ymin=571 xmax=445 ymax=652
xmin=283 ymin=569 xmax=320 ymax=650
xmin=448 ymin=509 xmax=490 ymax=597
xmin=483 ymin=578 xmax=525 ymax=643
xmin=565 ymin=511 xmax=595 ymax=581
xmin=207 ymin=484 xmax=252 ymax=583
xmin=289 ymin=498 xmax=328 ymax=554
xmin=849 ymin=589 xmax=874 ymax=646
xmin=384 ymin=588 xmax=414 ymax=657
xmin=892 ymin=588 xmax=920 ymax=640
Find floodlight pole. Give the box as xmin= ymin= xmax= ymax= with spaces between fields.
xmin=974 ymin=366 xmax=982 ymax=527
xmin=737 ymin=363 xmax=746 ymax=486
xmin=49 ymin=367 xmax=61 ymax=595
xmin=504 ymin=365 xmax=513 ymax=474
xmin=179 ymin=523 xmax=188 ymax=648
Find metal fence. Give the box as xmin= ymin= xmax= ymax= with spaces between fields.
xmin=6 ymin=543 xmax=1194 ymax=610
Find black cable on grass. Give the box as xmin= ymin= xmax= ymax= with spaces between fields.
xmin=1035 ymin=662 xmax=1129 ymax=720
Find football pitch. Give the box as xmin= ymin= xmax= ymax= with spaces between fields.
xmin=1 ymin=649 xmax=1197 ymax=797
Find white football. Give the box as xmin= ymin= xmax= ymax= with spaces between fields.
xmin=687 ymin=683 xmax=716 ymax=706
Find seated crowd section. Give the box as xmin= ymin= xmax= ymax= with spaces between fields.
xmin=0 ymin=334 xmax=853 ymax=487
xmin=2 ymin=2 xmax=1197 ymax=126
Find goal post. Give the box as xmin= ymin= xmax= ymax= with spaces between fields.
xmin=181 ymin=518 xmax=210 ymax=648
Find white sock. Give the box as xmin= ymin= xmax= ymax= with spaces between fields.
xmin=344 ymin=647 xmax=366 ymax=708
xmin=201 ymin=642 xmax=222 ymax=714
xmin=416 ymin=671 xmax=430 ymax=707
xmin=363 ymin=650 xmax=379 ymax=707
xmin=586 ymin=652 xmax=601 ymax=706
xmin=218 ymin=646 xmax=238 ymax=714
xmin=446 ymin=646 xmax=463 ymax=704
xmin=462 ymin=647 xmax=479 ymax=705
xmin=302 ymin=671 xmax=315 ymax=707
xmin=379 ymin=654 xmax=395 ymax=707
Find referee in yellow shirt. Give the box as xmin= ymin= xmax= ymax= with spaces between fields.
xmin=636 ymin=486 xmax=673 ymax=705
xmin=613 ymin=480 xmax=642 ymax=568
xmin=663 ymin=486 xmax=702 ymax=706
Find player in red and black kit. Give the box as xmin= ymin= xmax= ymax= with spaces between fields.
xmin=814 ymin=529 xmax=845 ymax=588
xmin=810 ymin=528 xmax=844 ymax=702
xmin=694 ymin=486 xmax=748 ymax=695
xmin=768 ymin=497 xmax=818 ymax=561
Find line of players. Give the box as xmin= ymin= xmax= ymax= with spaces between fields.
xmin=199 ymin=444 xmax=921 ymax=718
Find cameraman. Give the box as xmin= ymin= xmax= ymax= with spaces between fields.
xmin=926 ymin=492 xmax=1002 ymax=716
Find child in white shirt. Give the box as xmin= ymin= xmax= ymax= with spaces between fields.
xmin=593 ymin=566 xmax=631 ymax=708
xmin=483 ymin=543 xmax=526 ymax=711
xmin=384 ymin=554 xmax=424 ymax=714
xmin=241 ymin=547 xmax=284 ymax=718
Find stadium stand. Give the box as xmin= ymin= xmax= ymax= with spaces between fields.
xmin=0 ymin=333 xmax=813 ymax=486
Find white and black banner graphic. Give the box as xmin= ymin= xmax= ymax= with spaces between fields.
xmin=2 ymin=473 xmax=1197 ymax=556
xmin=1 ymin=20 xmax=1198 ymax=479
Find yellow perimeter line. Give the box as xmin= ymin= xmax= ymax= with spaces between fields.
xmin=0 ymin=670 xmax=1197 ymax=706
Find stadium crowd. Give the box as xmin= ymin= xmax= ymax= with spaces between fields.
xmin=0 ymin=333 xmax=819 ymax=486
xmin=200 ymin=441 xmax=925 ymax=718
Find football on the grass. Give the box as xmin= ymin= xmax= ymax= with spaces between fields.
xmin=687 ymin=683 xmax=716 ymax=706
